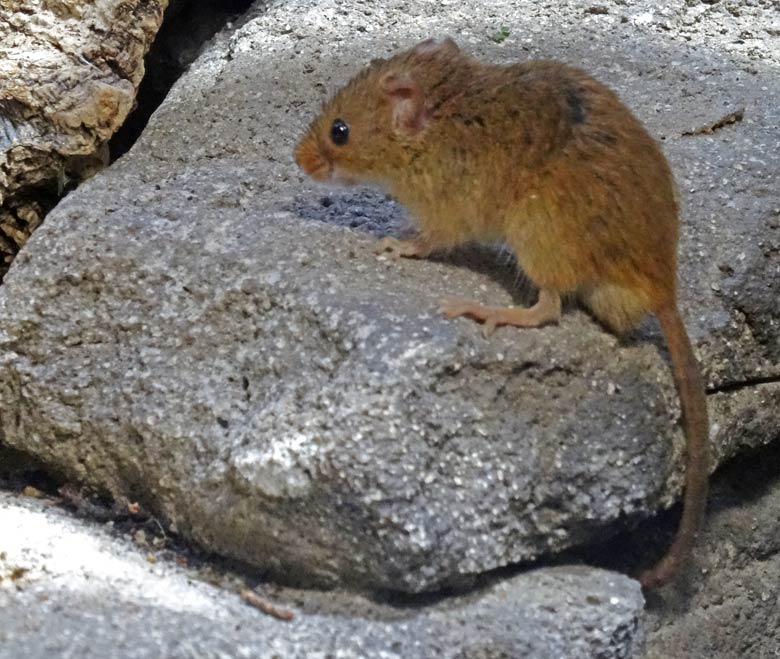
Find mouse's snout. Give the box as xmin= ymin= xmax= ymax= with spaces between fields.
xmin=294 ymin=132 xmax=332 ymax=182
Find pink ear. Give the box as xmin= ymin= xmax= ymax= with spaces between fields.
xmin=380 ymin=72 xmax=428 ymax=136
xmin=412 ymin=36 xmax=460 ymax=57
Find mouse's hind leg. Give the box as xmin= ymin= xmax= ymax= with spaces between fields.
xmin=440 ymin=289 xmax=561 ymax=337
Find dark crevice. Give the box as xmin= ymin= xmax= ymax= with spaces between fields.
xmin=0 ymin=183 xmax=63 ymax=284
xmin=0 ymin=445 xmax=66 ymax=494
xmin=109 ymin=0 xmax=256 ymax=161
xmin=706 ymin=373 xmax=780 ymax=395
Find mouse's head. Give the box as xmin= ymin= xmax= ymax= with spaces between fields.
xmin=294 ymin=37 xmax=465 ymax=187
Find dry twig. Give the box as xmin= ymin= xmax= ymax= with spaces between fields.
xmin=682 ymin=108 xmax=745 ymax=136
xmin=240 ymin=588 xmax=295 ymax=621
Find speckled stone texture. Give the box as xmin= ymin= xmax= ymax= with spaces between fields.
xmin=0 ymin=0 xmax=778 ymax=594
xmin=0 ymin=492 xmax=645 ymax=659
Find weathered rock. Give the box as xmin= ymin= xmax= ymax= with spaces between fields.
xmin=0 ymin=492 xmax=645 ymax=659
xmin=0 ymin=0 xmax=779 ymax=593
xmin=0 ymin=0 xmax=167 ymax=276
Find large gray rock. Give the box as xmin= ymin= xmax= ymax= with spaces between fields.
xmin=1 ymin=0 xmax=779 ymax=592
xmin=0 ymin=492 xmax=645 ymax=659
xmin=0 ymin=0 xmax=167 ymax=276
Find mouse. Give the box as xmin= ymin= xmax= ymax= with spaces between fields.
xmin=294 ymin=37 xmax=709 ymax=590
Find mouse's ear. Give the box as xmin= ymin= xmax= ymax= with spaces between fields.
xmin=412 ymin=36 xmax=460 ymax=57
xmin=380 ymin=71 xmax=429 ymax=136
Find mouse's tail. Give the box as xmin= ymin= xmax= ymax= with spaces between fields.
xmin=639 ymin=303 xmax=710 ymax=590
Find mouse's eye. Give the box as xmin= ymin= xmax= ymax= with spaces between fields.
xmin=330 ymin=118 xmax=350 ymax=146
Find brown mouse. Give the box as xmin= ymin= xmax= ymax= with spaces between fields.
xmin=294 ymin=37 xmax=709 ymax=590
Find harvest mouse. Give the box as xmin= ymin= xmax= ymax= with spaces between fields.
xmin=294 ymin=37 xmax=708 ymax=590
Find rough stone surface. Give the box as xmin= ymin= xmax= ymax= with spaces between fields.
xmin=640 ymin=445 xmax=780 ymax=658
xmin=0 ymin=491 xmax=645 ymax=659
xmin=0 ymin=0 xmax=167 ymax=275
xmin=0 ymin=0 xmax=779 ymax=593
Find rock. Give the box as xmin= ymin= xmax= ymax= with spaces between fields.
xmin=0 ymin=492 xmax=645 ymax=659
xmin=0 ymin=0 xmax=167 ymax=277
xmin=1 ymin=0 xmax=779 ymax=592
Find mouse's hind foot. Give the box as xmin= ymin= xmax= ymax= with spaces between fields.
xmin=373 ymin=236 xmax=433 ymax=260
xmin=440 ymin=289 xmax=561 ymax=337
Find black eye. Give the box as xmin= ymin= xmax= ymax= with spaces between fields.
xmin=330 ymin=118 xmax=350 ymax=146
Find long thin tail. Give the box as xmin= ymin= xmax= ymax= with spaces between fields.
xmin=639 ymin=303 xmax=710 ymax=590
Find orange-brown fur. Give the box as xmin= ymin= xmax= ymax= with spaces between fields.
xmin=295 ymin=38 xmax=709 ymax=589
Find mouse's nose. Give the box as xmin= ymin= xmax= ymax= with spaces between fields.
xmin=294 ymin=136 xmax=331 ymax=182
